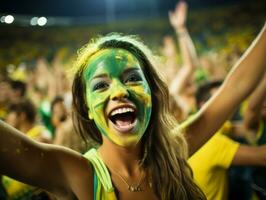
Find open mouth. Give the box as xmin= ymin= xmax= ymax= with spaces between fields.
xmin=108 ymin=106 xmax=137 ymax=133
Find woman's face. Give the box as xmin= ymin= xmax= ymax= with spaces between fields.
xmin=83 ymin=48 xmax=152 ymax=147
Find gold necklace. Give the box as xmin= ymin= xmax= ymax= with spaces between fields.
xmin=97 ymin=150 xmax=146 ymax=192
xmin=110 ymin=167 xmax=146 ymax=192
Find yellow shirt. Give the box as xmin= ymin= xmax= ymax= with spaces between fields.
xmin=188 ymin=133 xmax=239 ymax=200
xmin=26 ymin=125 xmax=47 ymax=139
xmin=0 ymin=106 xmax=7 ymax=120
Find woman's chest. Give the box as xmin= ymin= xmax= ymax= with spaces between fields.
xmin=112 ymin=176 xmax=158 ymax=200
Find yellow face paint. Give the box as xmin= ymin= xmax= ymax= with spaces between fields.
xmin=83 ymin=49 xmax=152 ymax=146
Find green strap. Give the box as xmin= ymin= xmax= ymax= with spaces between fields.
xmin=83 ymin=149 xmax=114 ymax=193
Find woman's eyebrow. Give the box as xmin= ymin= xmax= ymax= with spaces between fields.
xmin=122 ymin=67 xmax=140 ymax=75
xmin=91 ymin=73 xmax=108 ymax=80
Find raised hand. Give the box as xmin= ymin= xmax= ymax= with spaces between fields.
xmin=169 ymin=0 xmax=188 ymax=30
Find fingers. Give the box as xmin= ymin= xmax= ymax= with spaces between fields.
xmin=176 ymin=1 xmax=187 ymax=15
xmin=169 ymin=0 xmax=188 ymax=29
xmin=168 ymin=11 xmax=175 ymax=26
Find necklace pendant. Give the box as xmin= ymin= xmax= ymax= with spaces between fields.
xmin=128 ymin=186 xmax=141 ymax=192
xmin=128 ymin=186 xmax=136 ymax=192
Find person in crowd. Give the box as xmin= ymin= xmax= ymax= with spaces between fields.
xmin=243 ymin=74 xmax=266 ymax=199
xmin=51 ymin=96 xmax=88 ymax=153
xmin=160 ymin=35 xmax=180 ymax=85
xmin=188 ymin=76 xmax=266 ymax=200
xmin=168 ymin=0 xmax=202 ymax=118
xmin=3 ymin=99 xmax=52 ymax=199
xmin=5 ymin=100 xmax=52 ymax=142
xmin=50 ymin=96 xmax=68 ymax=136
xmin=167 ymin=3 xmax=265 ymax=199
xmin=0 ymin=20 xmax=265 ymax=200
xmin=53 ymin=117 xmax=88 ymax=154
xmin=9 ymin=80 xmax=27 ymax=104
xmin=0 ymin=77 xmax=12 ymax=120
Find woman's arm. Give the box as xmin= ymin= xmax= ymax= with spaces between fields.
xmin=0 ymin=120 xmax=84 ymax=198
xmin=243 ymin=73 xmax=266 ymax=130
xmin=232 ymin=144 xmax=266 ymax=166
xmin=169 ymin=1 xmax=199 ymax=95
xmin=184 ymin=23 xmax=266 ymax=156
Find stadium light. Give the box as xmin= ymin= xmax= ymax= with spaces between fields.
xmin=5 ymin=15 xmax=14 ymax=24
xmin=30 ymin=17 xmax=38 ymax=26
xmin=0 ymin=16 xmax=5 ymax=23
xmin=37 ymin=17 xmax=47 ymax=26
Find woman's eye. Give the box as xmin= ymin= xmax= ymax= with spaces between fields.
xmin=124 ymin=73 xmax=142 ymax=84
xmin=92 ymin=81 xmax=109 ymax=91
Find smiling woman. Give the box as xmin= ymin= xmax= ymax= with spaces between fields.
xmin=81 ymin=49 xmax=152 ymax=147
xmin=71 ymin=34 xmax=203 ymax=199
xmin=0 ymin=23 xmax=266 ymax=200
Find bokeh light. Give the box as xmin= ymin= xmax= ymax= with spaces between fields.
xmin=37 ymin=17 xmax=47 ymax=26
xmin=4 ymin=15 xmax=14 ymax=24
xmin=30 ymin=17 xmax=38 ymax=26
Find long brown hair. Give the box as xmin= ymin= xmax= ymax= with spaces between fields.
xmin=72 ymin=33 xmax=206 ymax=200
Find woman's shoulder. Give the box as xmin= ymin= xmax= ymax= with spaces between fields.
xmin=51 ymin=146 xmax=94 ymax=199
xmin=52 ymin=145 xmax=94 ymax=173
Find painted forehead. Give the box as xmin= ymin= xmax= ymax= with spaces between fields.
xmin=83 ymin=48 xmax=142 ymax=80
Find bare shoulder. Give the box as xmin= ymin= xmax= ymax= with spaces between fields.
xmin=47 ymin=145 xmax=94 ymax=199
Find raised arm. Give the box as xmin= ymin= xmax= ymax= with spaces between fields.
xmin=183 ymin=23 xmax=266 ymax=156
xmin=243 ymin=73 xmax=266 ymax=131
xmin=169 ymin=1 xmax=199 ymax=95
xmin=0 ymin=120 xmax=84 ymax=198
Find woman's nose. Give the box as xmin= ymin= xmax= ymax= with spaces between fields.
xmin=110 ymin=80 xmax=129 ymax=100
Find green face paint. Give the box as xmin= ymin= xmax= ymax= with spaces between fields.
xmin=83 ymin=49 xmax=152 ymax=147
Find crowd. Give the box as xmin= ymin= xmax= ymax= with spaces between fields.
xmin=0 ymin=1 xmax=265 ymax=200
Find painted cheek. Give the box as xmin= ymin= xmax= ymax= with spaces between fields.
xmin=86 ymin=87 xmax=110 ymax=135
xmin=133 ymin=87 xmax=151 ymax=106
xmin=128 ymin=83 xmax=152 ymax=135
xmin=129 ymin=82 xmax=152 ymax=108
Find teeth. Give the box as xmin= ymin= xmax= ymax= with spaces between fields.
xmin=110 ymin=107 xmax=134 ymax=116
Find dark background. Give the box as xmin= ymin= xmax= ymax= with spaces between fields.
xmin=0 ymin=0 xmax=261 ymax=23
xmin=0 ymin=0 xmax=265 ymax=68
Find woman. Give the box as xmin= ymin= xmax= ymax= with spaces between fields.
xmin=0 ymin=23 xmax=266 ymax=200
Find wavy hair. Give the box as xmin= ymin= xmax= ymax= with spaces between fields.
xmin=72 ymin=33 xmax=206 ymax=200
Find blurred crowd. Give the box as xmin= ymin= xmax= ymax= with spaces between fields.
xmin=0 ymin=54 xmax=91 ymax=199
xmin=0 ymin=1 xmax=265 ymax=200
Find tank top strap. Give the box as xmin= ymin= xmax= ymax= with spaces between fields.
xmin=83 ymin=148 xmax=115 ymax=196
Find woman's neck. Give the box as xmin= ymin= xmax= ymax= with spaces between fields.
xmin=98 ymin=139 xmax=143 ymax=178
